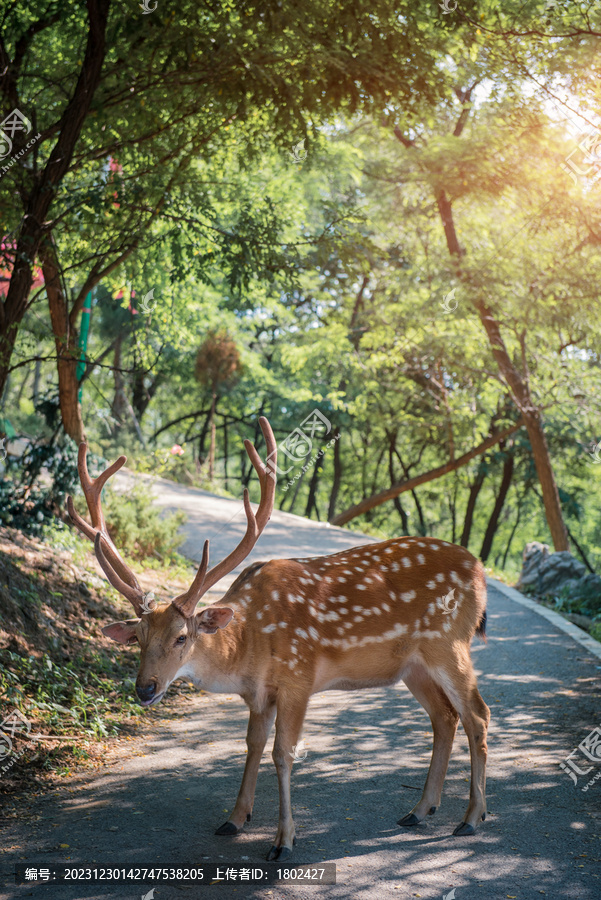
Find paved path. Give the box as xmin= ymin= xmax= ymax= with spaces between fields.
xmin=2 ymin=477 xmax=601 ymax=899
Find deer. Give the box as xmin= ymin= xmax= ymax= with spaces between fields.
xmin=67 ymin=416 xmax=490 ymax=862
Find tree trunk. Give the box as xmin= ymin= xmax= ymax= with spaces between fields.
xmin=0 ymin=0 xmax=110 ymax=400
xmin=304 ymin=453 xmax=323 ymax=520
xmin=111 ymin=332 xmax=127 ymax=427
xmin=132 ymin=368 xmax=161 ymax=422
xmin=331 ymin=421 xmax=522 ymax=526
xmin=33 ymin=358 xmax=42 ymax=405
xmin=387 ymin=435 xmax=410 ymax=533
xmin=39 ymin=240 xmax=85 ymax=443
xmin=327 ymin=426 xmax=342 ymax=522
xmin=208 ymin=392 xmax=216 ymax=480
xmin=460 ymin=462 xmax=487 ymax=548
xmin=475 ymin=300 xmax=569 ymax=551
xmin=480 ymin=451 xmax=515 ymax=563
xmin=402 ymin=101 xmax=570 ymax=552
xmin=223 ymin=415 xmax=229 ymax=491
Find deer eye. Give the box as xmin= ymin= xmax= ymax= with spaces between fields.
xmin=175 ymin=635 xmax=186 ymax=645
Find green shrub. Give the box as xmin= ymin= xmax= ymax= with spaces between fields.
xmin=102 ymin=485 xmax=185 ymax=561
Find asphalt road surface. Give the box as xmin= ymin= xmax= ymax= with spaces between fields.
xmin=2 ymin=474 xmax=601 ymax=899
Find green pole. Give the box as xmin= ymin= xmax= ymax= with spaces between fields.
xmin=77 ymin=290 xmax=93 ymax=401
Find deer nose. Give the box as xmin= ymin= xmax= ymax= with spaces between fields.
xmin=136 ymin=681 xmax=157 ymax=703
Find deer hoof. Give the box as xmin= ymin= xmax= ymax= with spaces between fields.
xmin=215 ymin=821 xmax=240 ymax=836
xmin=397 ymin=813 xmax=420 ymax=826
xmin=266 ymin=837 xmax=296 ymax=861
xmin=266 ymin=844 xmax=291 ymax=861
xmin=453 ymin=821 xmax=475 ymax=836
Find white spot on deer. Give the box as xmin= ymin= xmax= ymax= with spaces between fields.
xmin=390 ymin=562 xmax=400 ymax=572
xmin=435 ymin=572 xmax=445 ymax=582
xmin=449 ymin=570 xmax=460 ymax=584
xmin=382 ymin=602 xmax=390 ymax=612
xmin=364 ymin=577 xmax=373 ymax=584
xmin=279 ymin=621 xmax=287 ymax=628
xmin=353 ymin=615 xmax=363 ymax=623
xmin=384 ymin=547 xmax=394 ymax=554
xmin=426 ymin=580 xmax=436 ymax=589
xmin=272 ymin=590 xmax=279 ymax=602
xmin=356 ymin=584 xmax=367 ymax=591
xmin=401 ymin=557 xmax=412 ymax=567
xmin=382 ymin=622 xmax=408 ymax=639
xmin=256 ymin=611 xmax=263 ymax=620
xmin=417 ymin=554 xmax=426 ymax=564
xmin=352 ymin=605 xmax=364 ymax=612
xmin=295 ymin=628 xmax=308 ymax=640
xmin=308 ymin=626 xmax=319 ymax=641
xmin=428 ymin=602 xmax=436 ymax=615
xmin=337 ymin=576 xmax=347 ymax=583
xmin=262 ymin=623 xmax=277 ymax=633
xmin=401 ymin=590 xmax=416 ymax=602
xmin=443 ymin=620 xmax=452 ymax=632
xmin=373 ymin=607 xmax=382 ymax=615
xmin=417 ymin=541 xmax=426 ymax=547
xmin=430 ymin=543 xmax=440 ymax=550
xmin=343 ymin=569 xmax=353 ymax=575
xmin=462 ymin=558 xmax=472 ymax=569
xmin=337 ymin=626 xmax=345 ymax=635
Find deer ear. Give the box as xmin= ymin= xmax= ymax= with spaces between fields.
xmin=102 ymin=620 xmax=140 ymax=644
xmin=195 ymin=606 xmax=234 ymax=634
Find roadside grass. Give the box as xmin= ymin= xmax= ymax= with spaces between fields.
xmin=0 ymin=521 xmax=202 ymax=801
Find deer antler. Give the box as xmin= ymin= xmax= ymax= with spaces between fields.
xmin=172 ymin=416 xmax=276 ymax=617
xmin=67 ymin=444 xmax=145 ymax=615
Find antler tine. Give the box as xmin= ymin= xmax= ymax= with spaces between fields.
xmin=172 ymin=540 xmax=210 ymax=616
xmin=171 ymin=417 xmax=276 ymax=618
xmin=67 ymin=443 xmax=143 ymax=608
xmin=94 ymin=534 xmax=144 ymax=615
xmin=77 ymin=442 xmax=127 ymax=533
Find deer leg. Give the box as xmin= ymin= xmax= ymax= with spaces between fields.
xmin=452 ymin=683 xmax=490 ymax=835
xmin=266 ymin=695 xmax=308 ymax=862
xmin=398 ymin=663 xmax=459 ymax=827
xmin=215 ymin=702 xmax=276 ymax=836
xmin=430 ymin=657 xmax=490 ymax=836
